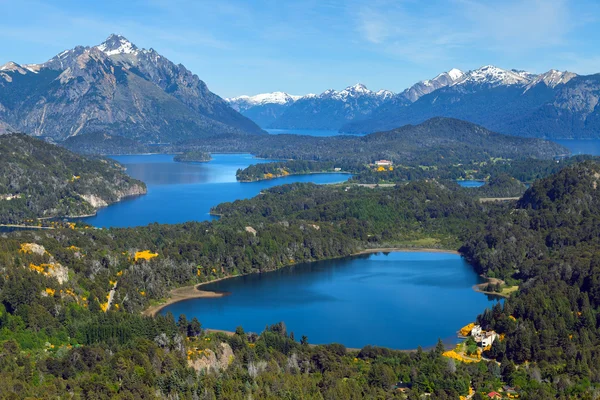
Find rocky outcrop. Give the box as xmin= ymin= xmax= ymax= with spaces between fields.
xmin=188 ymin=342 xmax=234 ymax=373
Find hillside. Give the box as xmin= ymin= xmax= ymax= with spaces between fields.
xmin=0 ymin=134 xmax=146 ymax=223
xmin=1 ymin=159 xmax=600 ymax=396
xmin=182 ymin=118 xmax=569 ymax=166
xmin=0 ymin=35 xmax=264 ymax=143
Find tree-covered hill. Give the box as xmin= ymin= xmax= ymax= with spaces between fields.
xmin=3 ymin=157 xmax=600 ymax=397
xmin=184 ymin=118 xmax=568 ymax=165
xmin=460 ymin=162 xmax=600 ymax=389
xmin=0 ymin=134 xmax=146 ymax=223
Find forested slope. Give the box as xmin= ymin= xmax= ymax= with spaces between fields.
xmin=2 ymin=159 xmax=600 ymax=397
xmin=461 ymin=162 xmax=600 ymax=395
xmin=0 ymin=134 xmax=146 ymax=223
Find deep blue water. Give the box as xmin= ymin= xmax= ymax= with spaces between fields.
xmin=553 ymin=139 xmax=600 ymax=156
xmin=265 ymin=128 xmax=360 ymax=137
xmin=457 ymin=180 xmax=485 ymax=188
xmin=82 ymin=154 xmax=350 ymax=228
xmin=161 ymin=251 xmax=497 ymax=350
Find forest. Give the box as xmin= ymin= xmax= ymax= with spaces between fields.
xmin=2 ymin=135 xmax=600 ymax=397
xmin=0 ymin=134 xmax=146 ymax=224
xmin=174 ymin=151 xmax=213 ymax=163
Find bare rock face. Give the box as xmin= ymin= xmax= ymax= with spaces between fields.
xmin=20 ymin=243 xmax=69 ymax=284
xmin=80 ymin=194 xmax=109 ymax=208
xmin=0 ymin=34 xmax=264 ymax=143
xmin=188 ymin=342 xmax=234 ymax=373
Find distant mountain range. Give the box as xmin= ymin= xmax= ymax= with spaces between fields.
xmin=227 ymin=83 xmax=394 ymax=130
xmin=229 ymin=66 xmax=600 ymax=139
xmin=0 ymin=34 xmax=264 ymax=143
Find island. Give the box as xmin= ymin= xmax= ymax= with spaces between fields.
xmin=173 ymin=151 xmax=212 ymax=163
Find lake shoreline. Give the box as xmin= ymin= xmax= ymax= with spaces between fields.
xmin=141 ymin=247 xmax=461 ymax=317
xmin=142 ymin=279 xmax=232 ymax=317
xmin=237 ymin=170 xmax=352 ymax=183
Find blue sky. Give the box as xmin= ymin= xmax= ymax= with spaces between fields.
xmin=1 ymin=0 xmax=599 ymax=98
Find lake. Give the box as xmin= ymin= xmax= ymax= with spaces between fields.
xmin=161 ymin=251 xmax=498 ymax=350
xmin=552 ymin=139 xmax=600 ymax=156
xmin=266 ymin=128 xmax=360 ymax=137
xmin=457 ymin=180 xmax=484 ymax=188
xmin=82 ymin=154 xmax=351 ymax=228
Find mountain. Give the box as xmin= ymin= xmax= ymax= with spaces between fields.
xmin=398 ymin=68 xmax=465 ymax=102
xmin=182 ymin=117 xmax=568 ymax=166
xmin=267 ymin=83 xmax=394 ymax=130
xmin=226 ymin=92 xmax=301 ymax=127
xmin=340 ymin=66 xmax=600 ymax=139
xmin=0 ymin=133 xmax=146 ymax=223
xmin=0 ymin=34 xmax=264 ymax=143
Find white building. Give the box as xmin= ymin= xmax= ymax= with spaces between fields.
xmin=471 ymin=325 xmax=497 ymax=347
xmin=375 ymin=160 xmax=393 ymax=167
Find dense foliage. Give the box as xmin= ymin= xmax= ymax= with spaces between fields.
xmin=0 ymin=134 xmax=146 ymax=224
xmin=460 ymin=162 xmax=600 ymax=396
xmin=174 ymin=151 xmax=212 ymax=163
xmin=4 ymin=141 xmax=600 ymax=397
xmin=236 ymin=160 xmax=364 ymax=181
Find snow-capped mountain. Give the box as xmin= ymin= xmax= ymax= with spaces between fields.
xmin=267 ymin=84 xmax=396 ymax=130
xmin=225 ymin=92 xmax=302 ymax=127
xmin=227 ymin=92 xmax=301 ymax=111
xmin=341 ymin=65 xmax=600 ymax=139
xmin=0 ymin=34 xmax=264 ymax=142
xmin=451 ymin=65 xmax=532 ymax=87
xmin=400 ymin=68 xmax=465 ymax=102
xmin=524 ymin=69 xmax=577 ymax=91
xmin=228 ymin=84 xmax=394 ymax=129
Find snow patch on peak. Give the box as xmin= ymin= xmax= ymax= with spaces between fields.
xmin=447 ymin=68 xmax=464 ymax=80
xmin=317 ymin=84 xmax=394 ymax=101
xmin=0 ymin=62 xmax=29 ymax=75
xmin=345 ymin=83 xmax=370 ymax=93
xmin=453 ymin=65 xmax=532 ymax=87
xmin=227 ymin=92 xmax=301 ymax=106
xmin=524 ymin=69 xmax=577 ymax=91
xmin=96 ymin=34 xmax=138 ymax=56
xmin=376 ymin=89 xmax=394 ymax=100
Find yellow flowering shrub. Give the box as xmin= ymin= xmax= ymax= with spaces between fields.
xmin=134 ymin=250 xmax=158 ymax=261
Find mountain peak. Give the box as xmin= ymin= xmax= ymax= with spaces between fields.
xmin=453 ymin=65 xmax=532 ymax=87
xmin=447 ymin=68 xmax=464 ymax=80
xmin=345 ymin=83 xmax=369 ymax=92
xmin=96 ymin=34 xmax=138 ymax=56
xmin=226 ymin=92 xmax=301 ymax=106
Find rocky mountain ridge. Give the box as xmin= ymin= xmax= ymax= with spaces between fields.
xmin=0 ymin=34 xmax=264 ymax=143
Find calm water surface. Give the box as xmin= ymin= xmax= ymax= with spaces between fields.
xmin=161 ymin=252 xmax=497 ymax=350
xmin=457 ymin=180 xmax=484 ymax=188
xmin=82 ymin=154 xmax=350 ymax=228
xmin=553 ymin=139 xmax=600 ymax=156
xmin=266 ymin=128 xmax=362 ymax=137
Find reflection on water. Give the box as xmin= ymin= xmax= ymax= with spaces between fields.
xmin=162 ymin=252 xmax=499 ymax=350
